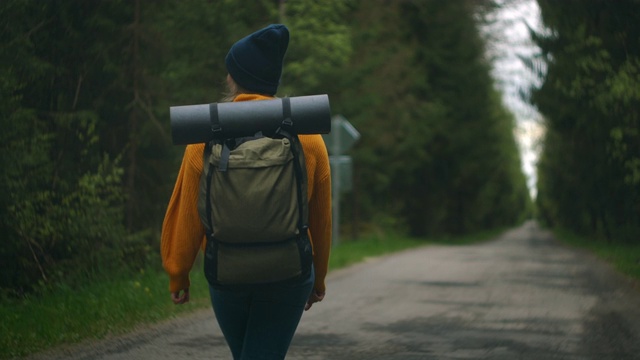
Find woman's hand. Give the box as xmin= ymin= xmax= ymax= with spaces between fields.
xmin=305 ymin=290 xmax=325 ymax=311
xmin=171 ymin=288 xmax=190 ymax=305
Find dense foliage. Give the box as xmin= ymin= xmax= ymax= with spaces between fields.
xmin=338 ymin=0 xmax=531 ymax=236
xmin=0 ymin=0 xmax=531 ymax=295
xmin=531 ymin=0 xmax=640 ymax=243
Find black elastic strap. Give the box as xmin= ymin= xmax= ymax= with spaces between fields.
xmin=275 ymin=98 xmax=293 ymax=139
xmin=282 ymin=97 xmax=291 ymax=122
xmin=209 ymin=103 xmax=222 ymax=134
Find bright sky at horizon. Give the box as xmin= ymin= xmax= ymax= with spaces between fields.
xmin=483 ymin=0 xmax=545 ymax=198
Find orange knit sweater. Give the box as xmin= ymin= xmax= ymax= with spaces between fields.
xmin=161 ymin=94 xmax=332 ymax=295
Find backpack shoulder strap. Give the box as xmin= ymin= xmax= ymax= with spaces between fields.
xmin=289 ymin=134 xmax=309 ymax=232
xmin=202 ymin=141 xmax=216 ymax=237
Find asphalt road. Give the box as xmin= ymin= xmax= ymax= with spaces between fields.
xmin=30 ymin=221 xmax=640 ymax=360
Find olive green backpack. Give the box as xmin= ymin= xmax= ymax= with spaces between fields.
xmin=197 ymin=118 xmax=312 ymax=288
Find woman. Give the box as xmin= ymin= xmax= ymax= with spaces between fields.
xmin=161 ymin=24 xmax=332 ymax=359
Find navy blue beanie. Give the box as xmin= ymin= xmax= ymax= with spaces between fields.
xmin=225 ymin=24 xmax=289 ymax=95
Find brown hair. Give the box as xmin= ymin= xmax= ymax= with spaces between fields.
xmin=221 ymin=74 xmax=279 ymax=102
xmin=221 ymin=75 xmax=249 ymax=102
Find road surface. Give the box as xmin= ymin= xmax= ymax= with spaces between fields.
xmin=29 ymin=221 xmax=640 ymax=359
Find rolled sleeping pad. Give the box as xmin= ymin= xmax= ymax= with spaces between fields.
xmin=170 ymin=94 xmax=331 ymax=145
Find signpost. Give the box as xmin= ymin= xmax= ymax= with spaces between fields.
xmin=322 ymin=115 xmax=360 ymax=246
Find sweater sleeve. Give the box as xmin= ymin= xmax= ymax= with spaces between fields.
xmin=161 ymin=144 xmax=206 ymax=293
xmin=302 ymin=135 xmax=332 ymax=294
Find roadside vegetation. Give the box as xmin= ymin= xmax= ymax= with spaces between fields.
xmin=553 ymin=229 xmax=640 ymax=283
xmin=531 ymin=0 xmax=640 ymax=288
xmin=0 ymin=267 xmax=211 ymax=359
xmin=532 ymin=1 xmax=640 ymax=245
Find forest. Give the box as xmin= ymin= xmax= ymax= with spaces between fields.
xmin=532 ymin=0 xmax=640 ymax=244
xmin=1 ymin=0 xmax=636 ymax=297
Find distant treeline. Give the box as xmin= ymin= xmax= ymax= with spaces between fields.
xmin=0 ymin=0 xmax=531 ymax=296
xmin=531 ymin=0 xmax=640 ymax=243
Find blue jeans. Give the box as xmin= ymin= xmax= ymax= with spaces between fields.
xmin=209 ymin=268 xmax=314 ymax=360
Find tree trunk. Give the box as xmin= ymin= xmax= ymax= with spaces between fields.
xmin=126 ymin=0 xmax=141 ymax=231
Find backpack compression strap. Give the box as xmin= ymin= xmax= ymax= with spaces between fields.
xmin=277 ymin=97 xmax=308 ymax=234
xmin=209 ymin=103 xmax=222 ymax=134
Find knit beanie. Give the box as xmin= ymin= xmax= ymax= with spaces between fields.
xmin=225 ymin=24 xmax=289 ymax=95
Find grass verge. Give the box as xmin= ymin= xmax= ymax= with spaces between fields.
xmin=328 ymin=227 xmax=505 ymax=270
xmin=1 ymin=229 xmax=502 ymax=359
xmin=553 ymin=228 xmax=640 ymax=282
xmin=0 ymin=268 xmax=212 ymax=359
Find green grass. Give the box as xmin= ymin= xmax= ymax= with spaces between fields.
xmin=328 ymin=235 xmax=424 ymax=270
xmin=0 ymin=266 xmax=212 ymax=359
xmin=328 ymin=227 xmax=505 ymax=270
xmin=553 ymin=228 xmax=640 ymax=282
xmin=0 ymin=229 xmax=503 ymax=359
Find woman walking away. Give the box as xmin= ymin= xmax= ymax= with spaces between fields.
xmin=161 ymin=24 xmax=332 ymax=360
